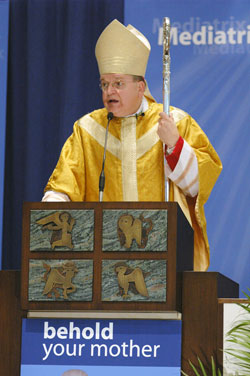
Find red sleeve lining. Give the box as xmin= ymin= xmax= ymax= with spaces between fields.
xmin=165 ymin=136 xmax=184 ymax=170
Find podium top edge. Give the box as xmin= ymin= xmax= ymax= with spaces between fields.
xmin=23 ymin=201 xmax=180 ymax=211
xmin=27 ymin=310 xmax=182 ymax=320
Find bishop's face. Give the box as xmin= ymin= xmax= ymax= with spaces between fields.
xmin=100 ymin=73 xmax=145 ymax=117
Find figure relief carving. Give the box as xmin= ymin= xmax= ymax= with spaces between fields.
xmin=36 ymin=211 xmax=75 ymax=249
xmin=42 ymin=261 xmax=78 ymax=299
xmin=114 ymin=262 xmax=149 ymax=299
xmin=117 ymin=213 xmax=153 ymax=249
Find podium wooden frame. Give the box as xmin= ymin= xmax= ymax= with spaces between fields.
xmin=21 ymin=201 xmax=193 ymax=313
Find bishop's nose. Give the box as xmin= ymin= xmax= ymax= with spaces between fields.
xmin=106 ymin=83 xmax=117 ymax=95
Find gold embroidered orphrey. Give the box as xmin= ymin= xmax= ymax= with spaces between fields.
xmin=36 ymin=211 xmax=75 ymax=250
xmin=114 ymin=262 xmax=149 ymax=299
xmin=42 ymin=261 xmax=78 ymax=299
xmin=117 ymin=213 xmax=153 ymax=249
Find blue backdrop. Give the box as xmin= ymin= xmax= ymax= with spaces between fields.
xmin=125 ymin=0 xmax=250 ymax=295
xmin=1 ymin=0 xmax=249 ymax=296
xmin=2 ymin=0 xmax=124 ymax=269
xmin=0 ymin=0 xmax=9 ymax=269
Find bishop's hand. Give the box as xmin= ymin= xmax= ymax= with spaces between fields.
xmin=157 ymin=112 xmax=179 ymax=148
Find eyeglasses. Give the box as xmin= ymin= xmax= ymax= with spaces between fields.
xmin=99 ymin=80 xmax=134 ymax=92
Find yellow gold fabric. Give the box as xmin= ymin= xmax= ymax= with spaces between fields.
xmin=44 ymin=101 xmax=222 ymax=271
xmin=120 ymin=116 xmax=138 ymax=201
xmin=95 ymin=19 xmax=150 ymax=76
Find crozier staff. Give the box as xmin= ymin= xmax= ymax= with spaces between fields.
xmin=42 ymin=19 xmax=222 ymax=271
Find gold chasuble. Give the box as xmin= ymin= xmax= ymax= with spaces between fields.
xmin=45 ymin=101 xmax=222 ymax=271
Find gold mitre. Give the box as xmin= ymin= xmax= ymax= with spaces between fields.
xmin=95 ymin=19 xmax=151 ymax=76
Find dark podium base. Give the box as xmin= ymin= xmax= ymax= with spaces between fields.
xmin=181 ymin=271 xmax=239 ymax=373
xmin=0 ymin=270 xmax=23 ymax=376
xmin=0 ymin=270 xmax=239 ymax=375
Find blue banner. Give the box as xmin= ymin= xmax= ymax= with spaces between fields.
xmin=21 ymin=318 xmax=181 ymax=375
xmin=125 ymin=0 xmax=250 ymax=295
xmin=0 ymin=0 xmax=9 ymax=269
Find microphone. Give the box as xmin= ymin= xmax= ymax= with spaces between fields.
xmin=99 ymin=112 xmax=114 ymax=201
xmin=107 ymin=112 xmax=114 ymax=121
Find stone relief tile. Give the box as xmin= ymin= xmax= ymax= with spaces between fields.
xmin=28 ymin=259 xmax=93 ymax=301
xmin=102 ymin=259 xmax=167 ymax=302
xmin=102 ymin=210 xmax=167 ymax=252
xmin=30 ymin=210 xmax=94 ymax=251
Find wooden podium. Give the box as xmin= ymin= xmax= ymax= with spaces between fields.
xmin=0 ymin=201 xmax=239 ymax=375
xmin=21 ymin=201 xmax=194 ymax=313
